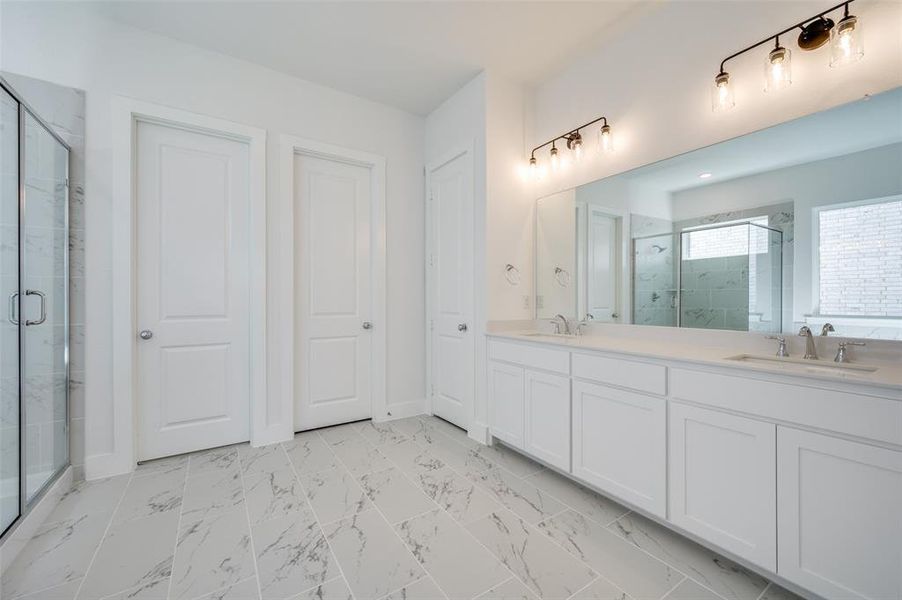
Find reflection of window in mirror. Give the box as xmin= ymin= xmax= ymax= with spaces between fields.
xmin=814 ymin=196 xmax=902 ymax=335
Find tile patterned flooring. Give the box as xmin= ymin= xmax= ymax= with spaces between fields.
xmin=0 ymin=416 xmax=804 ymax=600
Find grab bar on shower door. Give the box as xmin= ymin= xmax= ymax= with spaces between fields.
xmin=25 ymin=289 xmax=46 ymax=326
xmin=8 ymin=291 xmax=19 ymax=325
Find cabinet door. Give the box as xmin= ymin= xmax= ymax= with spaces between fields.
xmin=524 ymin=370 xmax=570 ymax=471
xmin=669 ymin=403 xmax=776 ymax=570
xmin=777 ymin=428 xmax=902 ymax=600
xmin=488 ymin=361 xmax=525 ymax=448
xmin=572 ymin=380 xmax=666 ymax=516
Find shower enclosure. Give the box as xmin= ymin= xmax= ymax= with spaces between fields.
xmin=1 ymin=78 xmax=69 ymax=538
xmin=631 ymin=221 xmax=783 ymax=333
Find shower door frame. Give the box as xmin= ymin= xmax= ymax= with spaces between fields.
xmin=0 ymin=76 xmax=71 ymax=542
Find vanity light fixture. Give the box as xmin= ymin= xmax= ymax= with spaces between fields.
xmin=527 ymin=116 xmax=612 ymax=179
xmin=712 ymin=0 xmax=861 ymax=111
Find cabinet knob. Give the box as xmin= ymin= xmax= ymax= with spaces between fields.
xmin=458 ymin=323 xmax=468 ymax=332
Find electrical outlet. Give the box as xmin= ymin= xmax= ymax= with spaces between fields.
xmin=522 ymin=295 xmax=530 ymax=309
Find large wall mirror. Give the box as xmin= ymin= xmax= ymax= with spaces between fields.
xmin=535 ymin=86 xmax=902 ymax=339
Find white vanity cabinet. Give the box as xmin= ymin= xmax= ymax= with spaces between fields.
xmin=668 ymin=402 xmax=776 ymax=570
xmin=485 ymin=334 xmax=902 ymax=600
xmin=488 ymin=361 xmax=525 ymax=447
xmin=487 ymin=340 xmax=571 ymax=468
xmin=572 ymin=380 xmax=666 ymax=517
xmin=777 ymin=427 xmax=902 ymax=600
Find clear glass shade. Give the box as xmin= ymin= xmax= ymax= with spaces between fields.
xmin=711 ymin=73 xmax=735 ymax=112
xmin=831 ymin=16 xmax=863 ymax=67
xmin=764 ymin=46 xmax=791 ymax=92
xmin=598 ymin=125 xmax=614 ymax=153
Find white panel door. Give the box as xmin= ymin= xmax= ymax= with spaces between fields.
xmin=777 ymin=427 xmax=902 ymax=600
xmin=571 ymin=380 xmax=666 ymax=516
xmin=294 ymin=153 xmax=372 ymax=430
xmin=586 ymin=210 xmax=619 ymax=321
xmin=488 ymin=361 xmax=524 ymax=448
xmin=524 ymin=370 xmax=570 ymax=471
xmin=136 ymin=120 xmax=251 ymax=460
xmin=428 ymin=152 xmax=473 ymax=430
xmin=669 ymin=403 xmax=776 ymax=570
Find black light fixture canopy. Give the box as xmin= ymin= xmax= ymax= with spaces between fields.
xmin=798 ymin=16 xmax=835 ymax=50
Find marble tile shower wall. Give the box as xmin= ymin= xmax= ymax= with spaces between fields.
xmin=2 ymin=73 xmax=86 ymax=480
xmin=679 ymin=255 xmax=750 ymax=331
xmin=675 ymin=202 xmax=794 ymax=333
xmin=631 ymin=215 xmax=678 ymax=326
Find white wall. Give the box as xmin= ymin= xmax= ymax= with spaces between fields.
xmin=1 ymin=3 xmax=426 ymax=478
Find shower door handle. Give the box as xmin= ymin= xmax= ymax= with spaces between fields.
xmin=8 ymin=291 xmax=19 ymax=325
xmin=25 ymin=289 xmax=46 ymax=326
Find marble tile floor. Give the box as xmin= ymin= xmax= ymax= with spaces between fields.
xmin=0 ymin=415 xmax=804 ymax=600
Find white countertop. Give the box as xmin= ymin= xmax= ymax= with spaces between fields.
xmin=487 ymin=330 xmax=902 ymax=394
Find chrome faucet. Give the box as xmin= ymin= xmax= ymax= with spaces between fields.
xmin=834 ymin=341 xmax=866 ymax=363
xmin=766 ymin=335 xmax=788 ymax=357
xmin=820 ymin=323 xmax=835 ymax=336
xmin=575 ymin=314 xmax=594 ymax=336
xmin=798 ymin=326 xmax=818 ymax=360
xmin=551 ymin=314 xmax=571 ymax=335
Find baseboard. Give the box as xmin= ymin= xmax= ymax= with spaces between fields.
xmin=1 ymin=467 xmax=72 ymax=575
xmin=251 ymin=423 xmax=293 ymax=448
xmin=375 ymin=399 xmax=426 ymax=422
xmin=85 ymin=451 xmax=133 ymax=481
xmin=468 ymin=421 xmax=490 ymax=445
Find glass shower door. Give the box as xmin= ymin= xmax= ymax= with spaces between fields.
xmin=0 ymin=86 xmax=19 ymax=533
xmin=22 ymin=110 xmax=68 ymax=502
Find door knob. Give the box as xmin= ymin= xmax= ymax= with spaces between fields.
xmin=458 ymin=323 xmax=468 ymax=332
xmin=139 ymin=329 xmax=153 ymax=340
xmin=362 ymin=321 xmax=373 ymax=330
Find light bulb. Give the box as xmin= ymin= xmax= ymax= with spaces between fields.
xmin=550 ymin=146 xmax=560 ymax=171
xmin=830 ymin=14 xmax=863 ymax=67
xmin=598 ymin=124 xmax=614 ymax=153
xmin=764 ymin=44 xmax=791 ymax=92
xmin=711 ymin=72 xmax=734 ymax=112
xmin=528 ymin=156 xmax=538 ymax=180
xmin=571 ymin=135 xmax=583 ymax=162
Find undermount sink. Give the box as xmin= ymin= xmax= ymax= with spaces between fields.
xmin=724 ymin=354 xmax=878 ymax=377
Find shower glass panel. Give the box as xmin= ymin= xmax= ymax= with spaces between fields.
xmin=679 ymin=221 xmax=782 ymax=332
xmin=632 ymin=233 xmax=677 ymax=326
xmin=1 ymin=87 xmax=19 ymax=533
xmin=22 ymin=111 xmax=69 ymax=502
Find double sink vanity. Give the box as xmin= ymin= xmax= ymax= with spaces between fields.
xmin=511 ymin=88 xmax=902 ymax=600
xmin=486 ymin=325 xmax=901 ymax=600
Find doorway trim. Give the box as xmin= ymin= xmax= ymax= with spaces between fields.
xmin=103 ymin=97 xmax=267 ymax=478
xmin=278 ymin=135 xmax=387 ymax=429
xmin=425 ymin=142 xmax=475 ymax=434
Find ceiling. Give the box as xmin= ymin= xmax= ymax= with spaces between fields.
xmin=86 ymin=0 xmax=653 ymax=115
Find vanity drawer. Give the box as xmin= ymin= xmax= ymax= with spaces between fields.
xmin=572 ymin=352 xmax=666 ymax=396
xmin=671 ymin=368 xmax=902 ymax=446
xmin=488 ymin=339 xmax=570 ymax=375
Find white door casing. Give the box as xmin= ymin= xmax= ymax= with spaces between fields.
xmin=107 ymin=98 xmax=266 ymax=478
xmin=294 ymin=153 xmax=373 ymax=430
xmin=427 ymin=147 xmax=474 ymax=430
xmin=135 ymin=121 xmax=253 ymax=460
xmin=278 ymin=135 xmax=386 ymax=432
